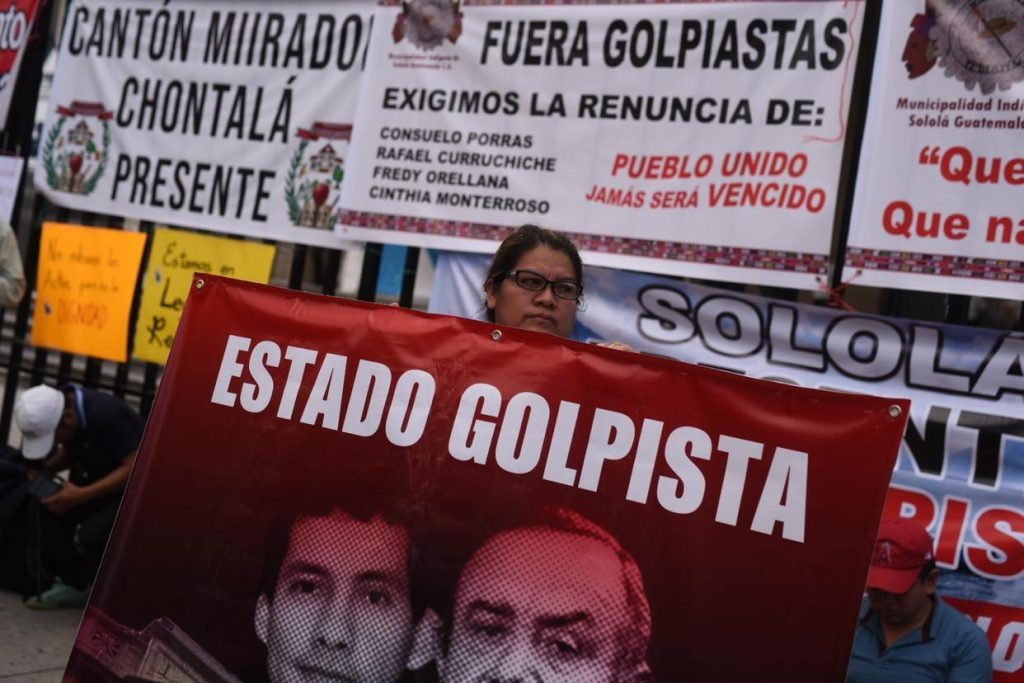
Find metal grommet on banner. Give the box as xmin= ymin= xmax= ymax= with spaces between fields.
xmin=195 ymin=279 xmax=205 ymax=290
xmin=888 ymin=405 xmax=902 ymax=419
xmin=491 ymin=330 xmax=502 ymax=342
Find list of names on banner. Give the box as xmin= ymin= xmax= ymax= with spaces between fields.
xmin=372 ymin=126 xmax=555 ymax=216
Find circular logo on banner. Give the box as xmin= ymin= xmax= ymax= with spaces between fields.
xmin=285 ymin=122 xmax=352 ymax=230
xmin=43 ymin=101 xmax=113 ymax=196
xmin=931 ymin=0 xmax=1024 ymax=93
xmin=392 ymin=0 xmax=463 ymax=51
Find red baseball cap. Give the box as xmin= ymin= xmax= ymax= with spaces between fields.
xmin=866 ymin=519 xmax=935 ymax=594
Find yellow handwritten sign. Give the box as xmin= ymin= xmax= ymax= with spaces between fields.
xmin=133 ymin=227 xmax=276 ymax=364
xmin=32 ymin=223 xmax=147 ymax=362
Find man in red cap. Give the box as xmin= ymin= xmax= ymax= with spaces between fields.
xmin=847 ymin=518 xmax=993 ymax=682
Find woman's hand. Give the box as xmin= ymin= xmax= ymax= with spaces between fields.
xmin=596 ymin=340 xmax=638 ymax=353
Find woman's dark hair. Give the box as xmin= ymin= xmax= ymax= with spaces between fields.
xmin=483 ymin=224 xmax=584 ymax=321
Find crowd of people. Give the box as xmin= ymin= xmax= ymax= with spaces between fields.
xmin=0 ymin=224 xmax=996 ymax=681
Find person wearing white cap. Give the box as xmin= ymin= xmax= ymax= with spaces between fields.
xmin=13 ymin=383 xmax=144 ymax=609
xmin=15 ymin=384 xmax=66 ymax=460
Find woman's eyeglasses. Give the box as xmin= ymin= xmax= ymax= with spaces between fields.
xmin=506 ymin=269 xmax=582 ymax=301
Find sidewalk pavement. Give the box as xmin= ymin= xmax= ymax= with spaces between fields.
xmin=0 ymin=586 xmax=81 ymax=680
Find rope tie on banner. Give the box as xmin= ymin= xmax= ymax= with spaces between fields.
xmin=816 ymin=270 xmax=861 ymax=312
xmin=803 ymin=0 xmax=859 ymax=144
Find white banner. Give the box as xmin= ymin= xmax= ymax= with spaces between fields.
xmin=430 ymin=250 xmax=1024 ymax=678
xmin=0 ymin=154 xmax=23 ymax=222
xmin=340 ymin=0 xmax=864 ymax=290
xmin=34 ymin=0 xmax=372 ymax=248
xmin=844 ymin=1 xmax=1024 ymax=300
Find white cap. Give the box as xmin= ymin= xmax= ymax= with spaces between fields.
xmin=13 ymin=385 xmax=65 ymax=460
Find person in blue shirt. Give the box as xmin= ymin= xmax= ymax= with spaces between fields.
xmin=847 ymin=519 xmax=993 ymax=683
xmin=14 ymin=384 xmax=144 ymax=609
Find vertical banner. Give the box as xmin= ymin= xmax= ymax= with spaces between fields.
xmin=844 ymin=0 xmax=1024 ymax=299
xmin=340 ymin=0 xmax=864 ymax=289
xmin=132 ymin=227 xmax=276 ymax=364
xmin=33 ymin=0 xmax=372 ymax=248
xmin=31 ymin=222 xmax=146 ymax=362
xmin=0 ymin=0 xmax=40 ymax=129
xmin=65 ymin=277 xmax=907 ymax=682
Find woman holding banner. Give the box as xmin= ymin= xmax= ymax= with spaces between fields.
xmin=482 ymin=224 xmax=583 ymax=339
xmin=483 ymin=224 xmax=633 ymax=352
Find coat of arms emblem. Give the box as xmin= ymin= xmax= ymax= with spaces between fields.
xmin=284 ymin=122 xmax=352 ymax=230
xmin=42 ymin=100 xmax=113 ymax=195
xmin=905 ymin=0 xmax=1024 ymax=93
xmin=393 ymin=0 xmax=463 ymax=50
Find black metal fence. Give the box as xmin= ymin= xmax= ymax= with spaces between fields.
xmin=0 ymin=0 xmax=1019 ymax=445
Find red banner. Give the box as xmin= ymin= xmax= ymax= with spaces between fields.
xmin=0 ymin=0 xmax=39 ymax=129
xmin=945 ymin=598 xmax=1024 ymax=681
xmin=65 ymin=276 xmax=908 ymax=682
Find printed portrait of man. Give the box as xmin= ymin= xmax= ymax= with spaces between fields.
xmin=410 ymin=507 xmax=653 ymax=683
xmin=253 ymin=470 xmax=423 ymax=683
